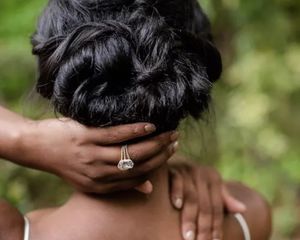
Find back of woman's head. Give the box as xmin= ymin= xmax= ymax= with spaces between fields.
xmin=32 ymin=0 xmax=222 ymax=132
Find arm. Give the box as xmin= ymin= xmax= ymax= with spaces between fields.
xmin=0 ymin=106 xmax=31 ymax=162
xmin=0 ymin=105 xmax=179 ymax=193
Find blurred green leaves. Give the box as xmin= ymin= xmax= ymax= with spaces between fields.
xmin=203 ymin=0 xmax=300 ymax=238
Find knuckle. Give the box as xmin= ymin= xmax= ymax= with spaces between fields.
xmin=80 ymin=156 xmax=93 ymax=165
xmin=118 ymin=128 xmax=134 ymax=139
xmin=185 ymin=192 xmax=198 ymax=205
xmin=156 ymin=134 xmax=170 ymax=146
xmin=70 ymin=134 xmax=80 ymax=144
xmin=102 ymin=129 xmax=118 ymax=143
xmin=122 ymin=124 xmax=142 ymax=138
xmin=81 ymin=165 xmax=92 ymax=176
xmin=74 ymin=149 xmax=86 ymax=161
xmin=108 ymin=132 xmax=119 ymax=142
xmin=86 ymin=169 xmax=101 ymax=180
xmin=154 ymin=140 xmax=164 ymax=151
xmin=131 ymin=125 xmax=142 ymax=135
xmin=199 ymin=206 xmax=213 ymax=217
xmin=85 ymin=169 xmax=95 ymax=179
xmin=198 ymin=224 xmax=211 ymax=234
xmin=81 ymin=178 xmax=94 ymax=190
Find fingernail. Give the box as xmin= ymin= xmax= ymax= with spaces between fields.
xmin=144 ymin=124 xmax=156 ymax=133
xmin=170 ymin=131 xmax=179 ymax=141
xmin=236 ymin=202 xmax=247 ymax=211
xmin=134 ymin=181 xmax=153 ymax=194
xmin=173 ymin=141 xmax=179 ymax=151
xmin=184 ymin=230 xmax=195 ymax=240
xmin=143 ymin=180 xmax=154 ymax=194
xmin=174 ymin=197 xmax=183 ymax=209
xmin=212 ymin=231 xmax=221 ymax=240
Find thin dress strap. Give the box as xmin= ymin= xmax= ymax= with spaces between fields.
xmin=23 ymin=217 xmax=30 ymax=240
xmin=234 ymin=213 xmax=251 ymax=240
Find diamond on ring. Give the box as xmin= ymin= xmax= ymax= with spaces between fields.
xmin=118 ymin=159 xmax=134 ymax=171
xmin=117 ymin=145 xmax=134 ymax=171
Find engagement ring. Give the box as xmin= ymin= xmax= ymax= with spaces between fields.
xmin=117 ymin=145 xmax=134 ymax=171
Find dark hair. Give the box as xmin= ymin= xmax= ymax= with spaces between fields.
xmin=32 ymin=0 xmax=222 ymax=132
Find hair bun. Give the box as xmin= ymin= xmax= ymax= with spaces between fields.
xmin=33 ymin=21 xmax=134 ymax=100
xmin=32 ymin=0 xmax=222 ymax=131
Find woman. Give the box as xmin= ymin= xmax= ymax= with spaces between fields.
xmin=0 ymin=106 xmax=246 ymax=239
xmin=0 ymin=0 xmax=272 ymax=239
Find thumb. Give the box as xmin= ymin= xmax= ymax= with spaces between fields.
xmin=222 ymin=184 xmax=247 ymax=213
xmin=134 ymin=181 xmax=153 ymax=195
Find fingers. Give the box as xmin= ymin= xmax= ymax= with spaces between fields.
xmin=170 ymin=168 xmax=184 ymax=209
xmin=196 ymin=180 xmax=213 ymax=240
xmin=210 ymin=180 xmax=224 ymax=240
xmin=222 ymin=184 xmax=247 ymax=213
xmin=93 ymin=131 xmax=178 ymax=164
xmin=87 ymin=123 xmax=157 ymax=145
xmin=101 ymin=142 xmax=178 ymax=182
xmin=82 ymin=146 xmax=176 ymax=194
xmin=181 ymin=169 xmax=198 ymax=240
xmin=134 ymin=181 xmax=154 ymax=194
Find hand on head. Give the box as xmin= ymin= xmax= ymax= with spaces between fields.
xmin=19 ymin=118 xmax=178 ymax=194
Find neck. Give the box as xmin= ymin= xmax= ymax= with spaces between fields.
xmin=67 ymin=163 xmax=170 ymax=211
xmin=31 ymin=164 xmax=181 ymax=240
xmin=65 ymin=164 xmax=173 ymax=223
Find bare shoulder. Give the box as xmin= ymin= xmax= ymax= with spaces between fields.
xmin=224 ymin=182 xmax=272 ymax=240
xmin=0 ymin=199 xmax=24 ymax=240
xmin=26 ymin=207 xmax=57 ymax=223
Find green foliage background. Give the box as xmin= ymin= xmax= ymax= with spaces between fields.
xmin=0 ymin=0 xmax=299 ymax=239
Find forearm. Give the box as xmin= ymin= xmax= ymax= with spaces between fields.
xmin=0 ymin=106 xmax=31 ymax=164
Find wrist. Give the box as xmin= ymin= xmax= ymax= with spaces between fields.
xmin=18 ymin=119 xmax=58 ymax=174
xmin=0 ymin=113 xmax=27 ymax=159
xmin=8 ymin=119 xmax=39 ymax=167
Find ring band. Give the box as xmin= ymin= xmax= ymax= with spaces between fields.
xmin=117 ymin=145 xmax=134 ymax=171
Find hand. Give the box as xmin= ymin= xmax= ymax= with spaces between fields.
xmin=16 ymin=118 xmax=179 ymax=193
xmin=169 ymin=164 xmax=246 ymax=240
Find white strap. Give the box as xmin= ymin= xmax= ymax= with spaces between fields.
xmin=24 ymin=217 xmax=30 ymax=240
xmin=234 ymin=213 xmax=251 ymax=240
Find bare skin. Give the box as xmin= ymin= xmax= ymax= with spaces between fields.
xmin=0 ymin=163 xmax=271 ymax=240
xmin=0 ymin=106 xmax=177 ymax=193
xmin=0 ymin=105 xmax=248 ymax=240
xmin=170 ymin=164 xmax=248 ymax=240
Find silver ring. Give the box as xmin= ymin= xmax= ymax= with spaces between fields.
xmin=117 ymin=145 xmax=134 ymax=171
